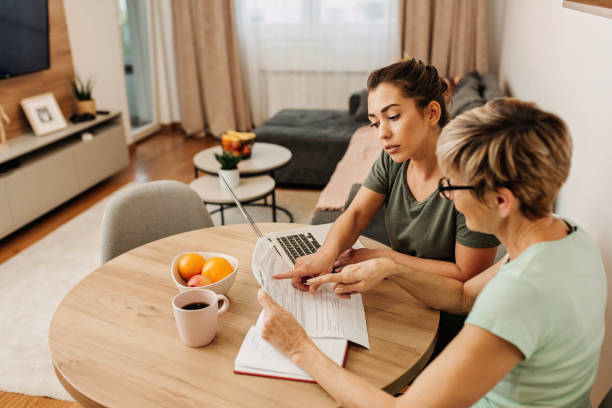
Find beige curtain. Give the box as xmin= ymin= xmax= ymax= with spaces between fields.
xmin=399 ymin=0 xmax=488 ymax=77
xmin=172 ymin=0 xmax=252 ymax=137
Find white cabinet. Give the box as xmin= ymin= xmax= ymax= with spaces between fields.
xmin=5 ymin=144 xmax=81 ymax=226
xmin=0 ymin=178 xmax=15 ymax=237
xmin=74 ymin=124 xmax=129 ymax=189
xmin=0 ymin=112 xmax=128 ymax=239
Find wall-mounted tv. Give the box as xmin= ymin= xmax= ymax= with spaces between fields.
xmin=0 ymin=0 xmax=50 ymax=80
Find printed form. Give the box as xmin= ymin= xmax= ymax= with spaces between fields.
xmin=252 ymin=237 xmax=370 ymax=349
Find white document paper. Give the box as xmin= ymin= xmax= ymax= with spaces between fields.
xmin=251 ymin=237 xmax=370 ymax=349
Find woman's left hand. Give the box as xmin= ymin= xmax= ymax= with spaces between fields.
xmin=257 ymin=289 xmax=312 ymax=360
xmin=334 ymin=248 xmax=384 ymax=271
xmin=308 ymin=257 xmax=396 ymax=298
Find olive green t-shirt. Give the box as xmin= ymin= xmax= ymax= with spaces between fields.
xmin=363 ymin=150 xmax=500 ymax=262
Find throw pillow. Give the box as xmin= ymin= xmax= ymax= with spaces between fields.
xmin=352 ymin=89 xmax=369 ymax=122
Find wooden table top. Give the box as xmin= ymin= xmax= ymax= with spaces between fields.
xmin=49 ymin=223 xmax=439 ymax=408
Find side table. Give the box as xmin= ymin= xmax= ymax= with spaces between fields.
xmin=193 ymin=142 xmax=292 ymax=177
xmin=189 ymin=175 xmax=293 ymax=224
xmin=191 ymin=142 xmax=294 ymax=224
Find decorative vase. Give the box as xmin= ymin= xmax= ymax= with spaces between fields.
xmin=218 ymin=169 xmax=240 ymax=189
xmin=76 ymin=99 xmax=96 ymax=115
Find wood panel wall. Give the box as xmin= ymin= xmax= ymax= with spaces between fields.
xmin=0 ymin=0 xmax=75 ymax=139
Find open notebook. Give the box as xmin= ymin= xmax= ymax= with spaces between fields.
xmin=234 ymin=230 xmax=369 ymax=382
xmin=234 ymin=313 xmax=348 ymax=382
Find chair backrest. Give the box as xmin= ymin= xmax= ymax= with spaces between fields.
xmin=100 ymin=180 xmax=214 ymax=264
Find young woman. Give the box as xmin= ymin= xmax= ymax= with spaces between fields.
xmin=259 ymin=98 xmax=607 ymax=407
xmin=276 ymin=59 xmax=499 ymax=354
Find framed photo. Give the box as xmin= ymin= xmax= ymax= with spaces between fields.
xmin=563 ymin=0 xmax=612 ymax=18
xmin=20 ymin=93 xmax=68 ymax=136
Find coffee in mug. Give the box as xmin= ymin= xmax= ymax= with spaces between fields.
xmin=172 ymin=289 xmax=229 ymax=347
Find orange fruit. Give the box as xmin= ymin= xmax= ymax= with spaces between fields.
xmin=178 ymin=253 xmax=206 ymax=280
xmin=202 ymin=257 xmax=233 ymax=283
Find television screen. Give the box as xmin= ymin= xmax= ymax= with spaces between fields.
xmin=0 ymin=0 xmax=50 ymax=80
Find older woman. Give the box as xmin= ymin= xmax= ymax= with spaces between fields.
xmin=258 ymin=98 xmax=607 ymax=407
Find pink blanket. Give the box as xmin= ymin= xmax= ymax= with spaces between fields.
xmin=315 ymin=126 xmax=381 ymax=211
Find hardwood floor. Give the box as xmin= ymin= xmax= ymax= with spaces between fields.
xmin=0 ymin=128 xmax=218 ymax=406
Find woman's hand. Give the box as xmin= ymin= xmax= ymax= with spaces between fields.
xmin=257 ymin=289 xmax=313 ymax=361
xmin=307 ymin=257 xmax=397 ymax=298
xmin=334 ymin=248 xmax=385 ymax=271
xmin=274 ymin=250 xmax=336 ymax=293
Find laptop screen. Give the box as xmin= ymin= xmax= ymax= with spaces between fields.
xmin=218 ymin=172 xmax=264 ymax=238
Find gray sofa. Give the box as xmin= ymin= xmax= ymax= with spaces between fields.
xmin=311 ymin=71 xmax=504 ymax=245
xmin=254 ymin=93 xmax=370 ymax=187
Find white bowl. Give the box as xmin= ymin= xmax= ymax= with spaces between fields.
xmin=171 ymin=252 xmax=238 ymax=295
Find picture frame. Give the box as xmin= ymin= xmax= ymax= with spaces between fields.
xmin=563 ymin=0 xmax=612 ymax=18
xmin=20 ymin=93 xmax=68 ymax=136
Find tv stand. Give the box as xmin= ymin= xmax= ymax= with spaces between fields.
xmin=0 ymin=111 xmax=129 ymax=239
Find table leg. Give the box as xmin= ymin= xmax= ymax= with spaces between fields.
xmin=220 ymin=204 xmax=225 ymax=225
xmin=272 ymin=190 xmax=277 ymax=222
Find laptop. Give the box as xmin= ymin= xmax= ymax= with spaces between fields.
xmin=218 ymin=172 xmax=347 ymax=268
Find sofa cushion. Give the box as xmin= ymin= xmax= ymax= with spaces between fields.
xmin=449 ymin=72 xmax=485 ymax=117
xmin=349 ymin=89 xmax=366 ymax=116
xmin=350 ymin=89 xmax=369 ymax=122
xmin=481 ymin=73 xmax=504 ymax=102
xmin=258 ymin=109 xmax=358 ymax=131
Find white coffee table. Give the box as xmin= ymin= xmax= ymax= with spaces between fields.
xmin=191 ymin=143 xmax=294 ymax=224
xmin=193 ymin=142 xmax=292 ymax=177
xmin=189 ymin=175 xmax=292 ymax=224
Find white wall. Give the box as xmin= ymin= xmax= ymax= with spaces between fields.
xmin=491 ymin=0 xmax=612 ymax=403
xmin=63 ymin=0 xmax=132 ymax=143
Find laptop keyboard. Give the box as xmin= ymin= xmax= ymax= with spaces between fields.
xmin=277 ymin=233 xmax=321 ymax=264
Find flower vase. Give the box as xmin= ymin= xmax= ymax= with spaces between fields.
xmin=218 ymin=169 xmax=240 ymax=189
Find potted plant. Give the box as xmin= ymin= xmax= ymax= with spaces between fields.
xmin=214 ymin=151 xmax=241 ymax=189
xmin=72 ymin=76 xmax=96 ymax=115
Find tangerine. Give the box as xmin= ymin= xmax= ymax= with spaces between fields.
xmin=202 ymin=257 xmax=233 ymax=283
xmin=178 ymin=253 xmax=206 ymax=280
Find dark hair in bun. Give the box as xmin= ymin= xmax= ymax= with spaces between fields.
xmin=367 ymin=58 xmax=449 ymax=127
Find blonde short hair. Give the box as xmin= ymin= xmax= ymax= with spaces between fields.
xmin=437 ymin=98 xmax=572 ymax=219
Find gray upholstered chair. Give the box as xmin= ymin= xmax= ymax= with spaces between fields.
xmin=100 ymin=180 xmax=214 ymax=264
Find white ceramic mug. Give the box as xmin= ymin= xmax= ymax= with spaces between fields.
xmin=172 ymin=289 xmax=229 ymax=347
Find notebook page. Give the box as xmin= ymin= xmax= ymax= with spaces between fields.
xmin=234 ymin=324 xmax=347 ymax=381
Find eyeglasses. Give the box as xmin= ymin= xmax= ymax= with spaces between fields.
xmin=438 ymin=177 xmax=475 ymax=200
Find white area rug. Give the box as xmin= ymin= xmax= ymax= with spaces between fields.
xmin=0 ymin=183 xmax=319 ymax=401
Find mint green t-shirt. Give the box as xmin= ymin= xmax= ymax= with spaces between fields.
xmin=467 ymin=221 xmax=607 ymax=408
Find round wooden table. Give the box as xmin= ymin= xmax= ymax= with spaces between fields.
xmin=49 ymin=224 xmax=439 ymax=407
